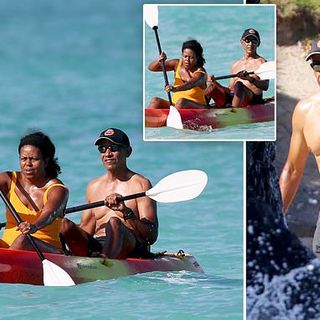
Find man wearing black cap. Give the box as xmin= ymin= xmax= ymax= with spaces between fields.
xmin=205 ymin=28 xmax=269 ymax=108
xmin=280 ymin=37 xmax=320 ymax=255
xmin=61 ymin=128 xmax=158 ymax=258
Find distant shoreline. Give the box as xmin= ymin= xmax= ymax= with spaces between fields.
xmin=262 ymin=0 xmax=320 ymax=46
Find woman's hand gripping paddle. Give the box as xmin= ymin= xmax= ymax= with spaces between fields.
xmin=0 ymin=190 xmax=75 ymax=286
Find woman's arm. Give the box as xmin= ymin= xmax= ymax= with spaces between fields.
xmin=22 ymin=185 xmax=69 ymax=234
xmin=167 ymin=70 xmax=207 ymax=92
xmin=148 ymin=52 xmax=178 ymax=72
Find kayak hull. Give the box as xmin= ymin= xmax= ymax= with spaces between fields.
xmin=145 ymin=101 xmax=274 ymax=130
xmin=0 ymin=248 xmax=203 ymax=285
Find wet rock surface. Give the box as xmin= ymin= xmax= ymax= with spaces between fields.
xmin=246 ymin=142 xmax=320 ymax=318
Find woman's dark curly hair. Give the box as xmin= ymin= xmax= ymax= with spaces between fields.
xmin=18 ymin=131 xmax=61 ymax=179
xmin=181 ymin=39 xmax=206 ymax=67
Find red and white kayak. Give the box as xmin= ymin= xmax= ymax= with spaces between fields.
xmin=145 ymin=100 xmax=274 ymax=130
xmin=0 ymin=248 xmax=203 ymax=286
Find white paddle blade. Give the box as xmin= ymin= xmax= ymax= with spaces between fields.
xmin=167 ymin=106 xmax=183 ymax=129
xmin=42 ymin=259 xmax=75 ymax=286
xmin=146 ymin=170 xmax=208 ymax=203
xmin=144 ymin=4 xmax=158 ymax=29
xmin=255 ymin=61 xmax=275 ymax=80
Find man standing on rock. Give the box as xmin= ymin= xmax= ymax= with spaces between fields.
xmin=280 ymin=36 xmax=320 ymax=255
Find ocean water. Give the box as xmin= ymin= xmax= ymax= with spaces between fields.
xmin=0 ymin=0 xmax=243 ymax=319
xmin=144 ymin=4 xmax=276 ymax=141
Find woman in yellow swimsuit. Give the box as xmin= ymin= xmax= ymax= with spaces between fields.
xmin=147 ymin=39 xmax=209 ymax=109
xmin=0 ymin=131 xmax=68 ymax=253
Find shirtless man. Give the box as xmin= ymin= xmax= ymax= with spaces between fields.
xmin=279 ymin=37 xmax=320 ymax=254
xmin=205 ymin=28 xmax=269 ymax=107
xmin=61 ymin=128 xmax=158 ymax=258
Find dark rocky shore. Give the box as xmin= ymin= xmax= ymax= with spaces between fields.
xmin=246 ymin=142 xmax=320 ymax=319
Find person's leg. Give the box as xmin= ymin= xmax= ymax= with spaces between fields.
xmin=147 ymin=97 xmax=171 ymax=109
xmin=250 ymin=93 xmax=264 ymax=105
xmin=10 ymin=234 xmax=64 ymax=254
xmin=205 ymin=82 xmax=229 ymax=107
xmin=174 ymin=98 xmax=209 ymax=110
xmin=0 ymin=239 xmax=9 ymax=248
xmin=232 ymin=81 xmax=254 ymax=107
xmin=59 ymin=218 xmax=98 ymax=256
xmin=101 ymin=217 xmax=136 ymax=259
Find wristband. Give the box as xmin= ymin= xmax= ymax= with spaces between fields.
xmin=123 ymin=209 xmax=136 ymax=221
xmin=29 ymin=224 xmax=38 ymax=234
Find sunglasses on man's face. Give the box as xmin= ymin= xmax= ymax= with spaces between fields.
xmin=244 ymin=37 xmax=259 ymax=45
xmin=310 ymin=62 xmax=320 ymax=72
xmin=98 ymin=144 xmax=123 ymax=153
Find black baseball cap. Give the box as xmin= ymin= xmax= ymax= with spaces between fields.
xmin=241 ymin=28 xmax=260 ymax=46
xmin=94 ymin=128 xmax=130 ymax=147
xmin=305 ymin=37 xmax=320 ymax=61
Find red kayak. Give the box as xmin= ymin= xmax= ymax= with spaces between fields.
xmin=0 ymin=248 xmax=203 ymax=286
xmin=145 ymin=100 xmax=274 ymax=130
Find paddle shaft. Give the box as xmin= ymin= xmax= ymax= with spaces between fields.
xmin=152 ymin=26 xmax=173 ymax=105
xmin=65 ymin=191 xmax=146 ymax=214
xmin=215 ymin=71 xmax=254 ymax=81
xmin=0 ymin=190 xmax=45 ymax=260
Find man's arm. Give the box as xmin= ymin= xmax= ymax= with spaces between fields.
xmin=124 ymin=178 xmax=158 ymax=245
xmin=279 ymin=101 xmax=310 ymax=212
xmin=79 ymin=183 xmax=97 ymax=235
xmin=249 ymin=76 xmax=269 ymax=91
xmin=235 ymin=62 xmax=269 ymax=91
xmin=228 ymin=63 xmax=238 ymax=92
xmin=250 ymin=59 xmax=269 ymax=91
xmin=79 ymin=210 xmax=96 ymax=235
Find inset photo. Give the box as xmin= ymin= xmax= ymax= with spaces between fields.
xmin=143 ymin=4 xmax=276 ymax=141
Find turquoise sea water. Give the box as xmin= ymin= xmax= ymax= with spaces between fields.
xmin=144 ymin=4 xmax=276 ymax=141
xmin=0 ymin=1 xmax=243 ymax=319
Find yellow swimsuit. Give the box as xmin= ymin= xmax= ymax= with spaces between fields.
xmin=2 ymin=171 xmax=65 ymax=249
xmin=172 ymin=59 xmax=207 ymax=105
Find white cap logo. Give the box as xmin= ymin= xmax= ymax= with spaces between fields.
xmin=104 ymin=129 xmax=114 ymax=136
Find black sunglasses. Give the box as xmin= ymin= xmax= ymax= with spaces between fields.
xmin=310 ymin=62 xmax=320 ymax=72
xmin=98 ymin=144 xmax=123 ymax=153
xmin=244 ymin=37 xmax=259 ymax=45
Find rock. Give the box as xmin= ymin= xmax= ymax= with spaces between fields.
xmin=247 ymin=142 xmax=316 ymax=317
xmin=247 ymin=142 xmax=314 ymax=285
